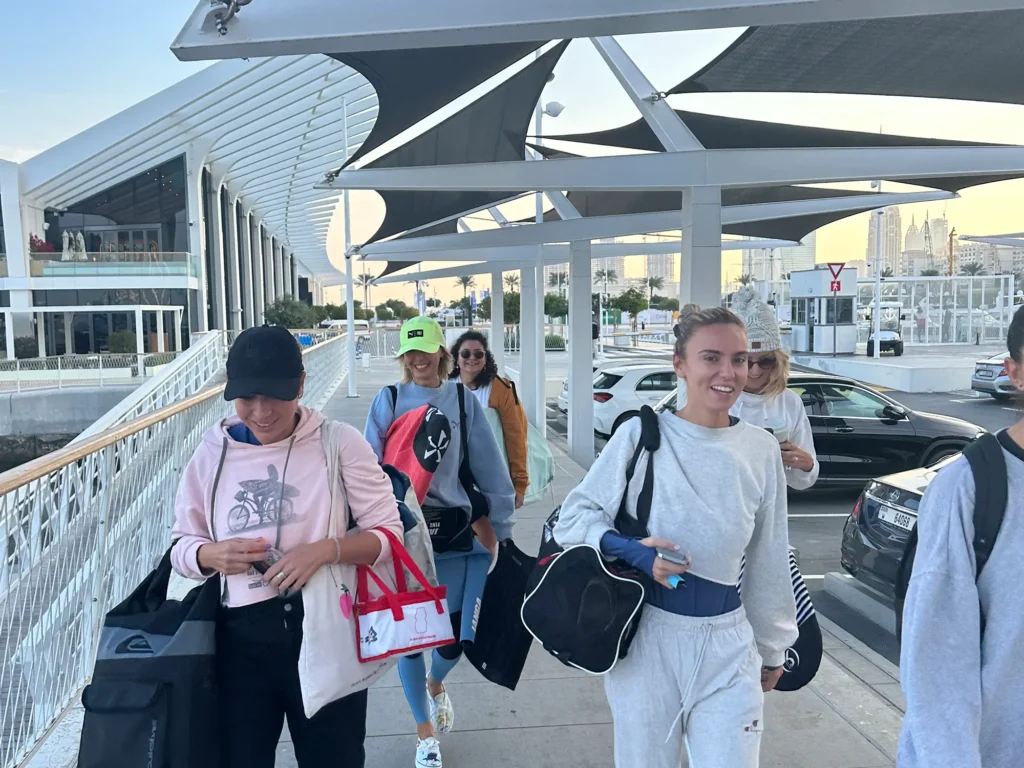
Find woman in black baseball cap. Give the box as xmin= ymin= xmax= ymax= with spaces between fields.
xmin=170 ymin=325 xmax=403 ymax=767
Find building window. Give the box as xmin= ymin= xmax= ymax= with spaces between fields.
xmin=825 ymin=297 xmax=855 ymax=325
xmin=792 ymin=298 xmax=808 ymax=324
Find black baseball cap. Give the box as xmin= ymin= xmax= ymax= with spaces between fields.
xmin=224 ymin=326 xmax=304 ymax=402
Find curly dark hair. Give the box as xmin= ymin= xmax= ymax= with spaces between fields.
xmin=450 ymin=330 xmax=499 ymax=387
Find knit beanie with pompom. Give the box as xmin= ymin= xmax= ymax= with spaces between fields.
xmin=730 ymin=287 xmax=782 ymax=353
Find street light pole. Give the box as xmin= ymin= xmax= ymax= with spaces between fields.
xmin=873 ymin=205 xmax=884 ymax=360
xmin=343 ymin=98 xmax=358 ymax=396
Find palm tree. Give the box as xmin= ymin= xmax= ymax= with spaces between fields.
xmin=593 ymin=269 xmax=617 ymax=288
xmin=960 ymin=262 xmax=986 ymax=276
xmin=882 ymin=267 xmax=895 ymax=278
xmin=645 ymin=276 xmax=665 ymax=307
xmin=920 ymin=268 xmax=941 ymax=277
xmin=737 ymin=273 xmax=755 ymax=286
xmin=455 ymin=275 xmax=476 ymax=299
xmin=548 ymin=270 xmax=568 ymax=297
xmin=355 ymin=272 xmax=376 ymax=312
xmin=504 ymin=273 xmax=520 ymax=292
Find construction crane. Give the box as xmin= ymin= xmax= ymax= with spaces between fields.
xmin=948 ymin=227 xmax=958 ymax=276
xmin=922 ymin=218 xmax=934 ymax=272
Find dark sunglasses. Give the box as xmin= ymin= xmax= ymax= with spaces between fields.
xmin=460 ymin=349 xmax=485 ymax=360
xmin=748 ymin=356 xmax=778 ymax=370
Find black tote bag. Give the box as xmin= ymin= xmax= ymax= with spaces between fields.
xmin=464 ymin=540 xmax=537 ymax=690
xmin=79 ymin=546 xmax=220 ymax=768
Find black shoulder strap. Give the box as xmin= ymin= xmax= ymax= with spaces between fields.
xmin=616 ymin=406 xmax=660 ymax=532
xmin=963 ymin=433 xmax=1008 ymax=579
xmin=387 ymin=385 xmax=398 ymax=410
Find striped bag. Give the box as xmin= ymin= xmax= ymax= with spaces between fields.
xmin=738 ymin=548 xmax=822 ymax=691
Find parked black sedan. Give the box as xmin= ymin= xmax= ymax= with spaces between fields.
xmin=839 ymin=455 xmax=959 ymax=639
xmin=654 ymin=371 xmax=985 ymax=486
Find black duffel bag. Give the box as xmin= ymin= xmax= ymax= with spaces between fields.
xmin=79 ymin=546 xmax=220 ymax=768
xmin=521 ymin=406 xmax=660 ymax=675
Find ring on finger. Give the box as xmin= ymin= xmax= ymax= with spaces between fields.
xmin=272 ymin=571 xmax=288 ymax=585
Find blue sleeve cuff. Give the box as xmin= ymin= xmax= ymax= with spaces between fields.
xmin=600 ymin=531 xmax=656 ymax=577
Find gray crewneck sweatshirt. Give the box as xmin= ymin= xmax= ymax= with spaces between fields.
xmin=553 ymin=411 xmax=798 ymax=667
xmin=898 ymin=429 xmax=1024 ymax=768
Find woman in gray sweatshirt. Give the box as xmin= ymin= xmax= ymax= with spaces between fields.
xmin=554 ymin=306 xmax=798 ymax=768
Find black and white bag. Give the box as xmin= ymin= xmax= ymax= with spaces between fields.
xmin=521 ymin=407 xmax=660 ymax=675
xmin=78 ymin=547 xmax=220 ymax=768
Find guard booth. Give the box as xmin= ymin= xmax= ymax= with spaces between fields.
xmin=789 ymin=266 xmax=857 ymax=354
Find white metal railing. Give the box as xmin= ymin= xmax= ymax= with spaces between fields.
xmin=72 ymin=332 xmax=228 ymax=443
xmin=0 ymin=332 xmax=348 ymax=768
xmin=0 ymin=354 xmax=181 ymax=394
xmin=364 ymin=328 xmax=400 ymax=358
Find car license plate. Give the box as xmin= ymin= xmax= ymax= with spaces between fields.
xmin=878 ymin=505 xmax=915 ymax=531
xmin=976 ymin=369 xmax=993 ymax=379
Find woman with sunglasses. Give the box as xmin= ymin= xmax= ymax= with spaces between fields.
xmin=676 ymin=291 xmax=818 ymax=489
xmin=450 ymin=330 xmax=529 ymax=509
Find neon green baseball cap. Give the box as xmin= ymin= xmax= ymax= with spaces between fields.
xmin=396 ymin=316 xmax=446 ymax=357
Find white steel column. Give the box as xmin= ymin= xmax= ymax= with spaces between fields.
xmin=519 ymin=267 xmax=538 ymax=427
xmin=4 ymin=312 xmax=13 ymax=361
xmin=174 ymin=310 xmax=183 ymax=351
xmin=156 ymin=311 xmax=166 ymax=353
xmin=239 ymin=208 xmax=255 ymax=328
xmin=1 ymin=160 xmax=35 ymax=340
xmin=680 ymin=186 xmax=723 ymax=308
xmin=134 ymin=309 xmax=145 ymax=355
xmin=275 ymin=244 xmax=286 ymax=298
xmin=208 ymin=182 xmax=228 ymax=330
xmin=185 ymin=143 xmax=211 ymax=332
xmin=63 ymin=313 xmax=73 ymax=355
xmin=490 ymin=268 xmax=505 ymax=376
xmin=568 ymin=240 xmax=595 ymax=468
xmin=225 ymin=199 xmax=242 ymax=330
xmin=292 ymin=257 xmax=300 ymax=296
xmin=35 ymin=313 xmax=46 ymax=358
xmin=264 ymin=233 xmax=277 ymax=305
xmin=251 ymin=219 xmax=266 ymax=324
xmin=873 ymin=207 xmax=884 ymax=358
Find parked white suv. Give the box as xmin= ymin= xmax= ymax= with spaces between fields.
xmin=556 ymin=357 xmax=668 ymax=416
xmin=582 ymin=363 xmax=678 ymax=437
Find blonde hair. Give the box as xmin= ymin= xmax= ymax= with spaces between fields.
xmin=399 ymin=348 xmax=455 ymax=385
xmin=753 ymin=348 xmax=790 ymax=398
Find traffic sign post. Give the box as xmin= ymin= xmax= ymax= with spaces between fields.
xmin=827 ymin=263 xmax=845 ymax=357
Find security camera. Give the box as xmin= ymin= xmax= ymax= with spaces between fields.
xmin=546 ymin=72 xmax=556 ymax=83
xmin=870 ymin=181 xmax=880 ymax=189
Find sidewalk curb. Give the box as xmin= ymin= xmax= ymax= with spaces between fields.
xmin=824 ymin=572 xmax=897 ymax=635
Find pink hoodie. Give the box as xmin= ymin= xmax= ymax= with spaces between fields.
xmin=171 ymin=406 xmax=402 ymax=608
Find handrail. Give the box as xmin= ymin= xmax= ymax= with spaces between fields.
xmin=0 ymin=332 xmax=345 ymax=496
xmin=0 ymin=386 xmax=225 ymax=497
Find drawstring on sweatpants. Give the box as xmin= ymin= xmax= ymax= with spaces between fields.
xmin=665 ymin=622 xmax=714 ymax=743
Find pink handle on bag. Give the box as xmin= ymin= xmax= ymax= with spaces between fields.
xmin=355 ymin=528 xmax=446 ymax=617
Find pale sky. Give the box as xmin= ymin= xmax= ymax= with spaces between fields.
xmin=2 ymin=4 xmax=1022 ymax=306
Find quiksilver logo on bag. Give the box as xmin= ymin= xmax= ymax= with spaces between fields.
xmin=115 ymin=634 xmax=154 ymax=655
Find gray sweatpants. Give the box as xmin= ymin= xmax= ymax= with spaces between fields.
xmin=605 ymin=605 xmax=765 ymax=768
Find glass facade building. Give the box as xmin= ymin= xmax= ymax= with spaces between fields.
xmin=44 ymin=156 xmax=188 ymax=255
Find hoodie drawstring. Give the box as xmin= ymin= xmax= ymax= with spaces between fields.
xmin=665 ymin=622 xmax=714 ymax=743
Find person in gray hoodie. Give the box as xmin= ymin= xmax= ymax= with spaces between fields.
xmin=554 ymin=306 xmax=798 ymax=768
xmin=898 ymin=304 xmax=1024 ymax=768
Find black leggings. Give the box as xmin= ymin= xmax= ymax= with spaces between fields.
xmin=408 ymin=610 xmax=463 ymax=661
xmin=216 ymin=595 xmax=368 ymax=768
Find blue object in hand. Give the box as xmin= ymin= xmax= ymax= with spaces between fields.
xmin=667 ymin=574 xmax=685 ymax=589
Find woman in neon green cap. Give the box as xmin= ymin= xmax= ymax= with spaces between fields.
xmin=364 ymin=316 xmax=516 ymax=768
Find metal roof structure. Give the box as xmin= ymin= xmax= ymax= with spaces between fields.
xmin=17 ymin=54 xmax=376 ymax=279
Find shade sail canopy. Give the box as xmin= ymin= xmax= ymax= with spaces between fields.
xmin=539 ymin=112 xmax=1020 ymax=193
xmin=522 ymin=186 xmax=874 ymax=242
xmin=670 ymin=11 xmax=1024 ymax=105
xmin=357 ymin=41 xmax=569 ymax=249
xmin=332 ymin=41 xmax=543 ymax=167
xmin=377 ymin=219 xmax=460 ymax=277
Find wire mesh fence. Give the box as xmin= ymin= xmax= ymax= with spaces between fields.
xmin=0 ymin=333 xmax=347 ymax=767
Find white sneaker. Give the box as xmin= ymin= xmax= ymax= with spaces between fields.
xmin=428 ymin=683 xmax=455 ymax=734
xmin=416 ymin=737 xmax=443 ymax=768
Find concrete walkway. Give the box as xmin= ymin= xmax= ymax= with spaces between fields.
xmin=284 ymin=361 xmax=906 ymax=768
